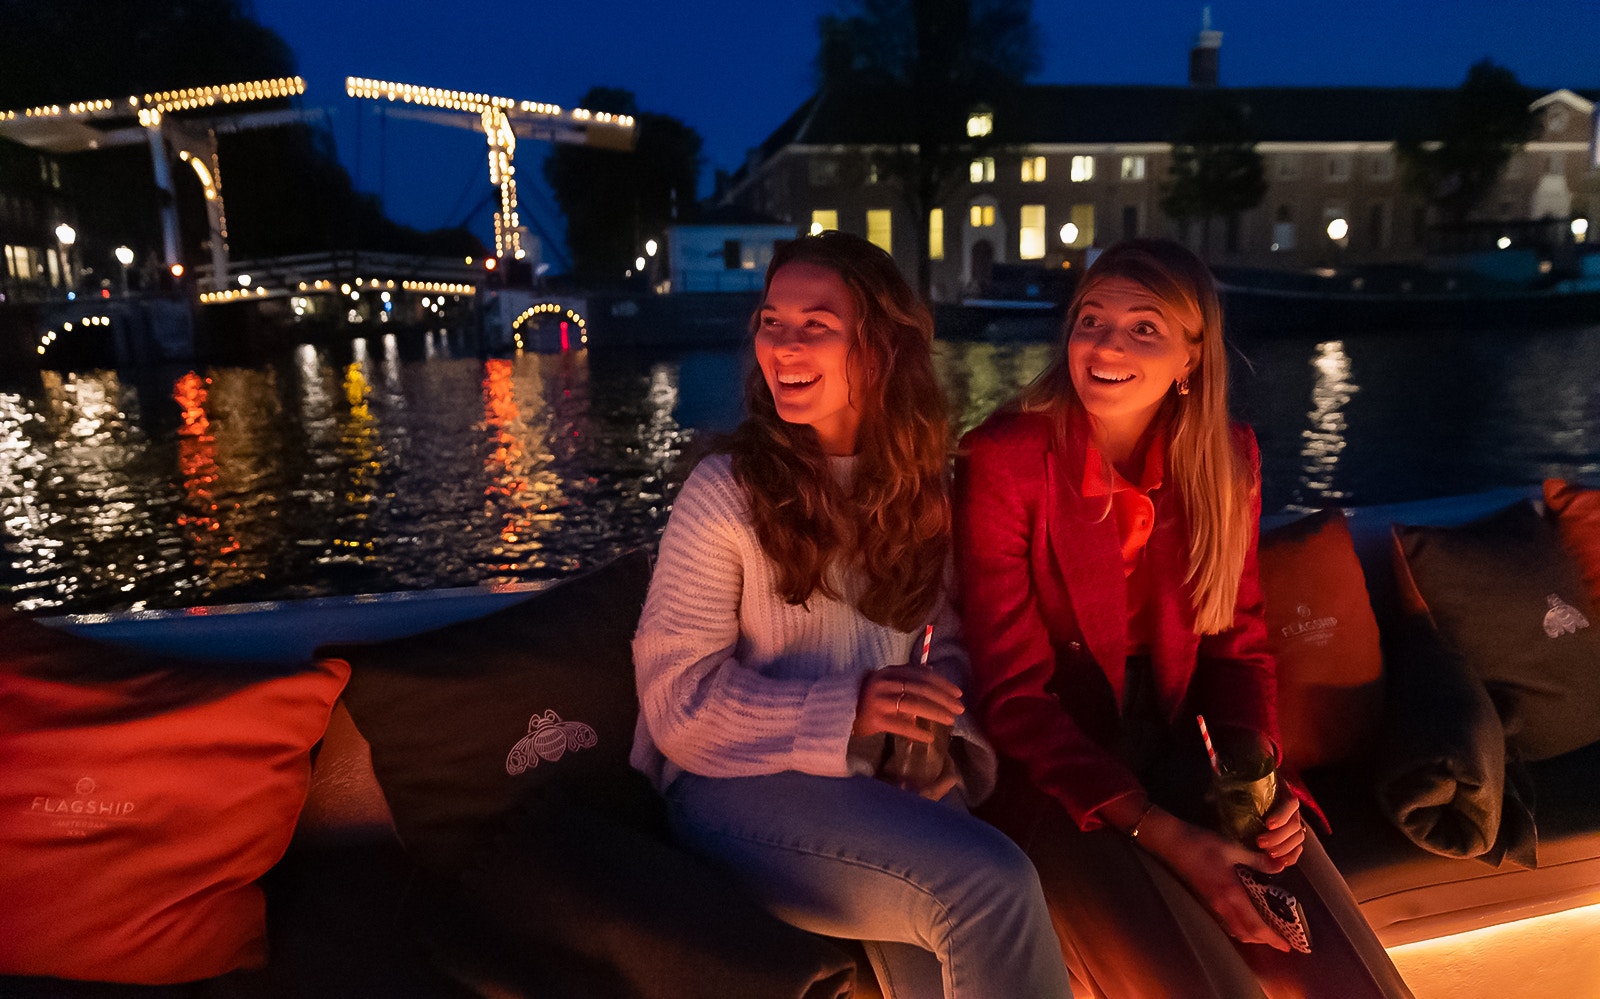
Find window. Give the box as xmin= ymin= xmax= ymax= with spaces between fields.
xmin=1275 ymin=155 xmax=1300 ymax=181
xmin=867 ymin=209 xmax=893 ymax=254
xmin=1120 ymin=156 xmax=1146 ymax=181
xmin=970 ymin=157 xmax=995 ymax=183
xmin=1369 ymin=153 xmax=1395 ymax=181
xmin=967 ymin=110 xmax=993 ymax=137
xmin=1326 ymin=154 xmax=1351 ymax=182
xmin=969 ymin=203 xmax=996 ymax=227
xmin=810 ymin=209 xmax=838 ymax=235
xmin=808 ymin=157 xmax=839 ymax=186
xmin=1019 ymin=205 xmax=1047 ymax=259
xmin=1121 ymin=204 xmax=1139 ymax=240
xmin=929 ymin=208 xmax=945 ymax=260
xmin=1070 ymin=156 xmax=1095 ymax=182
xmin=1063 ymin=204 xmax=1095 ymax=247
xmin=1021 ymin=156 xmax=1046 ymax=182
xmin=1368 ymin=202 xmax=1390 ymax=250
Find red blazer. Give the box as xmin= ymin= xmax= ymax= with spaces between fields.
xmin=953 ymin=408 xmax=1278 ymax=830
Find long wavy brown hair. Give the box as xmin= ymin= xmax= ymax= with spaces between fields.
xmin=1018 ymin=238 xmax=1252 ymax=634
xmin=725 ymin=231 xmax=949 ymax=632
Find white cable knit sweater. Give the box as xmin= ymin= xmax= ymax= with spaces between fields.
xmin=631 ymin=453 xmax=997 ymax=801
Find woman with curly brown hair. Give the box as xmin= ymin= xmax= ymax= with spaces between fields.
xmin=631 ymin=231 xmax=1069 ymax=999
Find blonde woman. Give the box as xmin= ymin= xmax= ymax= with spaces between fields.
xmin=954 ymin=239 xmax=1411 ymax=998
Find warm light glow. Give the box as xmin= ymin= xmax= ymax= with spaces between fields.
xmin=635 ymin=256 xmax=647 ymax=270
xmin=54 ymin=224 xmax=76 ymax=246
xmin=1386 ymin=902 xmax=1600 ymax=998
xmin=1060 ymin=222 xmax=1080 ymax=244
xmin=484 ymin=258 xmax=498 ymax=271
xmin=645 ymin=239 xmax=658 ymax=257
xmin=1572 ymin=218 xmax=1590 ymax=239
xmin=1326 ymin=218 xmax=1349 ymax=241
xmin=170 ymin=263 xmax=184 ymax=278
xmin=114 ymin=246 xmax=134 ymax=267
xmin=1497 ymin=235 xmax=1513 ymax=249
xmin=966 ymin=111 xmax=993 ymax=138
xmin=237 ymin=274 xmax=251 ymax=287
xmin=810 ymin=222 xmax=825 ymax=236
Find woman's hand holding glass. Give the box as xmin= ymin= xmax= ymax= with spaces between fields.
xmin=854 ymin=665 xmax=964 ymax=798
xmin=1136 ymin=808 xmax=1297 ymax=952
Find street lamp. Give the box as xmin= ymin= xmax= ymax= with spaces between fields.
xmin=54 ymin=223 xmax=77 ymax=294
xmin=114 ymin=246 xmax=134 ymax=297
xmin=645 ymin=239 xmax=658 ymax=257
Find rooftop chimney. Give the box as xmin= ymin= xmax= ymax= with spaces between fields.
xmin=1189 ymin=6 xmax=1222 ymax=86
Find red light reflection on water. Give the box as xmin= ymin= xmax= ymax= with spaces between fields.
xmin=172 ymin=371 xmax=241 ymax=564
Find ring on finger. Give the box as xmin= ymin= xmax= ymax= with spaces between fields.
xmin=895 ymin=691 xmax=907 ymax=714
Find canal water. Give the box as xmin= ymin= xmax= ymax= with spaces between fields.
xmin=3 ymin=321 xmax=1600 ymax=613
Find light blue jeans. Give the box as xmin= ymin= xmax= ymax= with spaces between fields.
xmin=666 ymin=771 xmax=1072 ymax=999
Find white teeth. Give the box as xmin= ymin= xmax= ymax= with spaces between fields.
xmin=778 ymin=373 xmax=819 ymax=386
xmin=1089 ymin=367 xmax=1133 ymax=382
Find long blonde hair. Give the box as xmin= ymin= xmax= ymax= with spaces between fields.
xmin=1018 ymin=239 xmax=1251 ymax=634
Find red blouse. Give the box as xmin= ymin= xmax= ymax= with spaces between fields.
xmin=953 ymin=407 xmax=1279 ymax=831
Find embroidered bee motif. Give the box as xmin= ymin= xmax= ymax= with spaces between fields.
xmin=1542 ymin=594 xmax=1590 ymax=638
xmin=505 ymin=709 xmax=599 ymax=775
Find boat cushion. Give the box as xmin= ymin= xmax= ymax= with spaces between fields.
xmin=322 ymin=550 xmax=655 ymax=876
xmin=0 ymin=606 xmax=349 ymax=984
xmin=1393 ymin=500 xmax=1600 ymax=762
xmin=1259 ymin=508 xmax=1384 ymax=770
xmin=1544 ymin=477 xmax=1600 ymax=610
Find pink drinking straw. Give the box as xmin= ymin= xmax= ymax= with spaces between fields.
xmin=919 ymin=625 xmax=934 ymax=667
xmin=1196 ymin=714 xmax=1222 ymax=775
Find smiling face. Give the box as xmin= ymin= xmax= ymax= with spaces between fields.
xmin=1067 ymin=276 xmax=1200 ymax=452
xmin=755 ymin=260 xmax=866 ymax=455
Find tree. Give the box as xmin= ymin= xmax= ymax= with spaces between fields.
xmin=542 ymin=87 xmax=702 ymax=285
xmin=1397 ymin=60 xmax=1539 ymax=223
xmin=1160 ymin=93 xmax=1266 ymax=257
xmin=814 ymin=0 xmax=1041 ymax=299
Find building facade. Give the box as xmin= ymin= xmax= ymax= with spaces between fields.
xmin=720 ymin=68 xmax=1598 ymax=302
xmin=0 ymin=142 xmax=73 ymax=302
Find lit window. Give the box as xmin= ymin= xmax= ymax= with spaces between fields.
xmin=1063 ymin=204 xmax=1095 ymax=247
xmin=967 ymin=110 xmax=993 ymax=138
xmin=1120 ymin=156 xmax=1146 ymax=181
xmin=1070 ymin=156 xmax=1095 ymax=182
xmin=1019 ymin=205 xmax=1046 ymax=259
xmin=970 ymin=157 xmax=995 ymax=183
xmin=867 ymin=209 xmax=893 ymax=254
xmin=929 ymin=209 xmax=945 ymax=260
xmin=1021 ymin=156 xmax=1046 ymax=182
xmin=811 ymin=209 xmax=838 ymax=235
xmin=969 ymin=204 xmax=996 ymax=227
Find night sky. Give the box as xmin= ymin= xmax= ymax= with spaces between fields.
xmin=251 ymin=0 xmax=1600 ymax=256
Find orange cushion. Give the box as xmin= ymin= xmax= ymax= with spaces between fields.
xmin=0 ymin=608 xmax=349 ymax=984
xmin=1258 ymin=509 xmax=1384 ymax=770
xmin=1544 ymin=478 xmax=1600 ymax=608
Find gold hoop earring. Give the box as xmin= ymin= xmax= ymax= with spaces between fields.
xmin=1177 ymin=376 xmax=1191 ymax=396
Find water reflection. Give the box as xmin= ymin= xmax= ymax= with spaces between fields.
xmin=1298 ymin=340 xmax=1357 ymax=506
xmin=6 ymin=324 xmax=1600 ymax=613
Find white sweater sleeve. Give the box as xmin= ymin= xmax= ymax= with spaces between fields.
xmin=632 ymin=460 xmax=863 ymax=779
